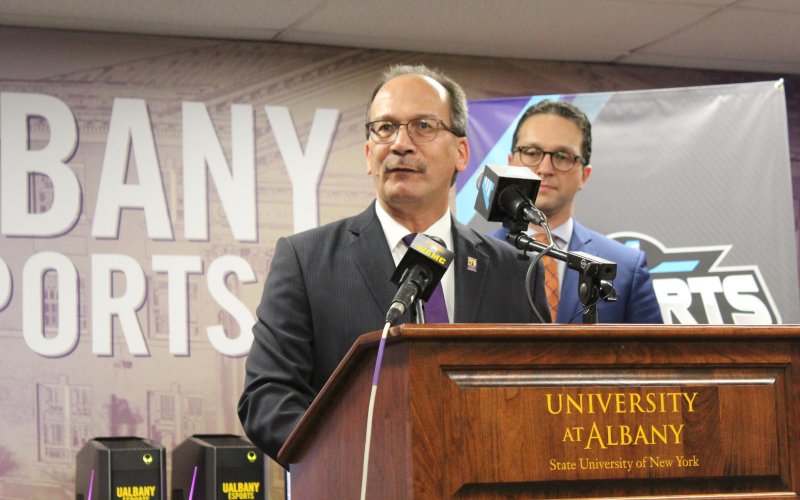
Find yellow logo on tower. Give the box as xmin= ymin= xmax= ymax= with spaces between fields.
xmin=222 ymin=481 xmax=261 ymax=499
xmin=116 ymin=485 xmax=156 ymax=499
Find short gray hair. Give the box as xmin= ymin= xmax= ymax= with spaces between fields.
xmin=366 ymin=64 xmax=468 ymax=138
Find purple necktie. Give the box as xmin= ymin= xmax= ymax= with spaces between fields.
xmin=403 ymin=233 xmax=450 ymax=324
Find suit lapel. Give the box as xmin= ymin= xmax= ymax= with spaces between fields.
xmin=347 ymin=209 xmax=494 ymax=323
xmin=453 ymin=220 xmax=486 ymax=323
xmin=348 ymin=203 xmax=398 ymax=313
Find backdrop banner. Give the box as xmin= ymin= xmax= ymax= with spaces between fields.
xmin=458 ymin=81 xmax=799 ymax=325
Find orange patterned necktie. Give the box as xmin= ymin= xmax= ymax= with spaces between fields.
xmin=534 ymin=232 xmax=559 ymax=322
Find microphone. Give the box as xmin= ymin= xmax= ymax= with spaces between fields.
xmin=474 ymin=164 xmax=544 ymax=226
xmin=385 ymin=234 xmax=454 ymax=325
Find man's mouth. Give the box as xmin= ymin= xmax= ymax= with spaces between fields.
xmin=384 ymin=162 xmax=423 ymax=175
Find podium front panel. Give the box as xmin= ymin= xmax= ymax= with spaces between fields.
xmin=282 ymin=326 xmax=800 ymax=500
xmin=412 ymin=338 xmax=797 ymax=498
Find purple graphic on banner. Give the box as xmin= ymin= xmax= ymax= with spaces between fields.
xmin=189 ymin=465 xmax=198 ymax=500
xmin=457 ymin=94 xmax=570 ymax=225
xmin=459 ymin=97 xmax=530 ymax=191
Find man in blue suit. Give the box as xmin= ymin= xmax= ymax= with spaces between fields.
xmin=495 ymin=100 xmax=663 ymax=324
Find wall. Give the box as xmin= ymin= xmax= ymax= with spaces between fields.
xmin=0 ymin=26 xmax=798 ymax=499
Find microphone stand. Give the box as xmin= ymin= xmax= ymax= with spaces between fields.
xmin=504 ymin=221 xmax=618 ymax=324
xmin=412 ymin=300 xmax=426 ymax=324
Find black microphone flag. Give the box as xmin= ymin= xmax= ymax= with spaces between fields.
xmin=474 ymin=164 xmax=541 ymax=223
xmin=390 ymin=234 xmax=453 ymax=302
xmin=385 ymin=234 xmax=454 ymax=324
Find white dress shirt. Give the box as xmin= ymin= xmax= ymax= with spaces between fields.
xmin=375 ymin=202 xmax=454 ymax=322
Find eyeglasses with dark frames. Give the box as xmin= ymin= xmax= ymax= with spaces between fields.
xmin=513 ymin=146 xmax=585 ymax=172
xmin=365 ymin=118 xmax=461 ymax=144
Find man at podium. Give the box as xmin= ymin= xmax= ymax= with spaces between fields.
xmin=238 ymin=64 xmax=548 ymax=463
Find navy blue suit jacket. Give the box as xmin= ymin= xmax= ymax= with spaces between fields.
xmin=495 ymin=220 xmax=663 ymax=324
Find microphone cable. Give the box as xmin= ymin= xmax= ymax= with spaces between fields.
xmin=523 ymin=220 xmax=553 ymax=325
xmin=567 ymin=280 xmax=618 ymax=323
xmin=359 ymin=320 xmax=392 ymax=500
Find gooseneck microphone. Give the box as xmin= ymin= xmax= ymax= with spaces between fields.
xmin=472 ymin=164 xmax=619 ymax=325
xmin=385 ymin=233 xmax=454 ymax=325
xmin=474 ymin=164 xmax=549 ymax=323
xmin=498 ymin=184 xmax=546 ymax=226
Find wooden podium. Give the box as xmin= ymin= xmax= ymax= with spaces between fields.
xmin=278 ymin=324 xmax=800 ymax=499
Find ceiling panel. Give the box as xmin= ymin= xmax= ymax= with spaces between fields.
xmin=0 ymin=0 xmax=320 ymax=38
xmin=280 ymin=0 xmax=723 ymax=61
xmin=619 ymin=51 xmax=794 ymax=74
xmin=739 ymin=0 xmax=800 ymax=14
xmin=626 ymin=5 xmax=800 ymax=73
xmin=0 ymin=0 xmax=797 ymax=75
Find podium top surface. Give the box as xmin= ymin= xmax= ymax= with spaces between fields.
xmin=373 ymin=323 xmax=800 ymax=341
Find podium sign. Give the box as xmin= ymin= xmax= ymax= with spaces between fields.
xmin=443 ymin=367 xmax=785 ymax=492
xmin=280 ymin=325 xmax=800 ymax=499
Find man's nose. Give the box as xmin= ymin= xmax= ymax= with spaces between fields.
xmin=390 ymin=124 xmax=416 ymax=153
xmin=534 ymin=153 xmax=556 ymax=174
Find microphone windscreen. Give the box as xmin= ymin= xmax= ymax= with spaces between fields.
xmin=474 ymin=164 xmax=541 ymax=222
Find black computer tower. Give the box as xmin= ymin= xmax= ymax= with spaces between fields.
xmin=172 ymin=434 xmax=265 ymax=500
xmin=75 ymin=436 xmax=166 ymax=500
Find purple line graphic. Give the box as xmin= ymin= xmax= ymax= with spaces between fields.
xmin=371 ymin=337 xmax=387 ymax=386
xmin=88 ymin=469 xmax=94 ymax=500
xmin=189 ymin=465 xmax=198 ymax=500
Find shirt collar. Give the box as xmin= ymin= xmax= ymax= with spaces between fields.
xmin=531 ymin=217 xmax=573 ymax=249
xmin=375 ymin=202 xmax=453 ymax=252
xmin=551 ymin=217 xmax=573 ymax=249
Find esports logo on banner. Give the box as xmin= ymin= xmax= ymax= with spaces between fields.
xmin=609 ymin=233 xmax=781 ymax=325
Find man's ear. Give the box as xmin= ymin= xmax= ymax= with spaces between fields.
xmin=455 ymin=137 xmax=470 ymax=173
xmin=579 ymin=164 xmax=592 ymax=189
xmin=365 ymin=141 xmax=373 ymax=175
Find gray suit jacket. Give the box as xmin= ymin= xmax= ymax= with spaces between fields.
xmin=238 ymin=202 xmax=548 ymax=462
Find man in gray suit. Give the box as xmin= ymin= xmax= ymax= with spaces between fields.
xmin=238 ymin=64 xmax=548 ymax=464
